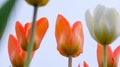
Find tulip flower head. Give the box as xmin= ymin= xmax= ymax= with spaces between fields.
xmin=97 ymin=44 xmax=120 ymax=67
xmin=25 ymin=0 xmax=49 ymax=7
xmin=15 ymin=17 xmax=49 ymax=51
xmin=8 ymin=34 xmax=34 ymax=67
xmin=55 ymin=14 xmax=84 ymax=57
xmin=85 ymin=5 xmax=120 ymax=45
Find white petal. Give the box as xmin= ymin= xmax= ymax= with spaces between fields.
xmin=93 ymin=4 xmax=106 ymax=24
xmin=85 ymin=9 xmax=96 ymax=38
xmin=104 ymin=8 xmax=120 ymax=35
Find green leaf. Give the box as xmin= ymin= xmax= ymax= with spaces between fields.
xmin=0 ymin=0 xmax=16 ymax=39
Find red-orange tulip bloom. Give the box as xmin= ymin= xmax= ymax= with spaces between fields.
xmin=15 ymin=17 xmax=49 ymax=51
xmin=55 ymin=14 xmax=84 ymax=57
xmin=8 ymin=34 xmax=34 ymax=67
xmin=97 ymin=44 xmax=120 ymax=67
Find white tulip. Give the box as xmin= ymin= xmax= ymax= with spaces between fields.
xmin=85 ymin=5 xmax=120 ymax=45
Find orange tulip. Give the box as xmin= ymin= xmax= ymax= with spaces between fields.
xmin=78 ymin=61 xmax=89 ymax=67
xmin=8 ymin=34 xmax=34 ymax=67
xmin=15 ymin=17 xmax=49 ymax=51
xmin=97 ymin=44 xmax=120 ymax=67
xmin=55 ymin=14 xmax=84 ymax=57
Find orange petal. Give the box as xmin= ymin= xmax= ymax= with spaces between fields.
xmin=33 ymin=17 xmax=49 ymax=50
xmin=24 ymin=22 xmax=31 ymax=31
xmin=113 ymin=45 xmax=120 ymax=67
xmin=55 ymin=14 xmax=72 ymax=57
xmin=71 ymin=21 xmax=84 ymax=57
xmin=15 ymin=21 xmax=28 ymax=50
xmin=24 ymin=22 xmax=31 ymax=43
xmin=24 ymin=22 xmax=31 ymax=35
xmin=8 ymin=34 xmax=26 ymax=67
xmin=97 ymin=44 xmax=104 ymax=67
xmin=84 ymin=61 xmax=89 ymax=67
xmin=97 ymin=44 xmax=114 ymax=67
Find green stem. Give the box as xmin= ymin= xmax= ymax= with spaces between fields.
xmin=104 ymin=45 xmax=107 ymax=67
xmin=24 ymin=6 xmax=38 ymax=67
xmin=68 ymin=55 xmax=72 ymax=67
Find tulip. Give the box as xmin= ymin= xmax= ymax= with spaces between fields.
xmin=97 ymin=44 xmax=120 ymax=67
xmin=8 ymin=34 xmax=34 ymax=67
xmin=25 ymin=0 xmax=49 ymax=7
xmin=55 ymin=14 xmax=84 ymax=57
xmin=85 ymin=4 xmax=120 ymax=45
xmin=15 ymin=17 xmax=49 ymax=51
xmin=55 ymin=14 xmax=84 ymax=67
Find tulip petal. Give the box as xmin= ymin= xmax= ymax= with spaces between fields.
xmin=8 ymin=34 xmax=26 ymax=67
xmin=106 ymin=45 xmax=114 ymax=67
xmin=55 ymin=14 xmax=72 ymax=57
xmin=97 ymin=44 xmax=114 ymax=67
xmin=24 ymin=23 xmax=32 ymax=35
xmin=104 ymin=8 xmax=120 ymax=44
xmin=34 ymin=17 xmax=49 ymax=50
xmin=15 ymin=21 xmax=28 ymax=50
xmin=24 ymin=23 xmax=31 ymax=32
xmin=104 ymin=8 xmax=116 ymax=31
xmin=93 ymin=5 xmax=105 ymax=34
xmin=113 ymin=45 xmax=120 ymax=67
xmin=24 ymin=22 xmax=31 ymax=42
xmin=96 ymin=18 xmax=110 ymax=44
xmin=105 ymin=8 xmax=120 ymax=38
xmin=93 ymin=5 xmax=106 ymax=24
xmin=84 ymin=61 xmax=89 ymax=67
xmin=85 ymin=10 xmax=102 ymax=44
xmin=85 ymin=10 xmax=96 ymax=40
xmin=71 ymin=21 xmax=84 ymax=57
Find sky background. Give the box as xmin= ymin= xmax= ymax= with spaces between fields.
xmin=0 ymin=0 xmax=120 ymax=67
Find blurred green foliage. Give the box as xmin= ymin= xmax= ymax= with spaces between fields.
xmin=0 ymin=0 xmax=16 ymax=39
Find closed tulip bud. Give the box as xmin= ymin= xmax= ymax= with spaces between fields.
xmin=25 ymin=0 xmax=49 ymax=7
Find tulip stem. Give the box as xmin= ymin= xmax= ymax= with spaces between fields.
xmin=68 ymin=55 xmax=72 ymax=67
xmin=24 ymin=6 xmax=38 ymax=67
xmin=103 ymin=45 xmax=107 ymax=67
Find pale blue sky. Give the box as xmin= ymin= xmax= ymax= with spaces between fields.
xmin=0 ymin=0 xmax=120 ymax=67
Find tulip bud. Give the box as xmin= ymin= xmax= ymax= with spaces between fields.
xmin=25 ymin=0 xmax=49 ymax=7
